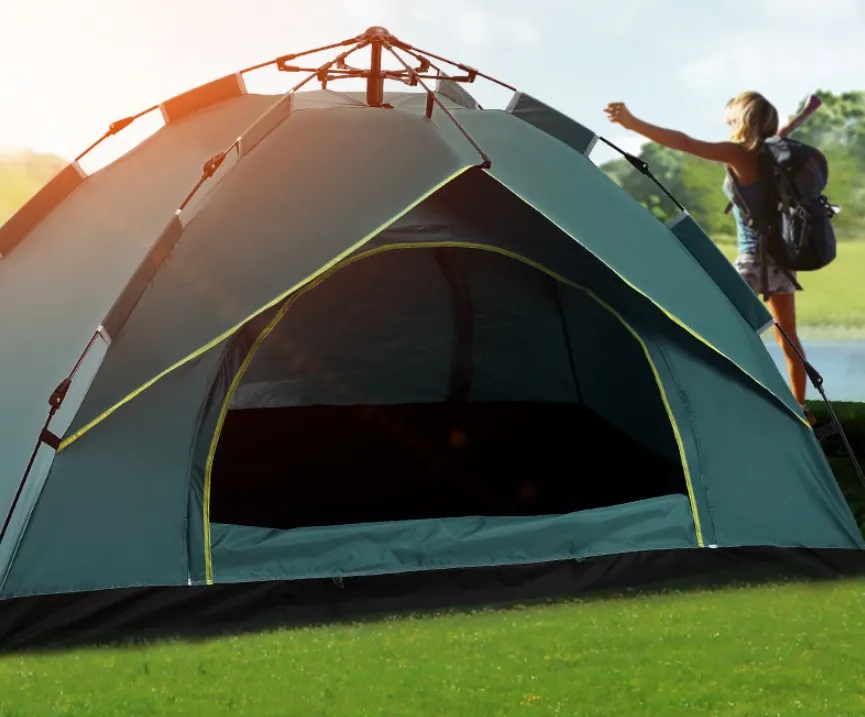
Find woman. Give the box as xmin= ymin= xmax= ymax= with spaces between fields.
xmin=604 ymin=92 xmax=815 ymax=424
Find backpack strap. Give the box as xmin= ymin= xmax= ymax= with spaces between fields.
xmin=757 ymin=148 xmax=805 ymax=294
xmin=725 ymin=166 xmax=751 ymax=222
xmin=726 ymin=167 xmax=771 ymax=300
xmin=728 ymin=159 xmax=803 ymax=300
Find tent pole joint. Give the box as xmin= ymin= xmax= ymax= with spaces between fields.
xmin=48 ymin=377 xmax=72 ymax=411
xmin=381 ymin=39 xmax=492 ymax=168
xmin=0 ymin=329 xmax=104 ymax=548
xmin=363 ymin=27 xmax=388 ymax=108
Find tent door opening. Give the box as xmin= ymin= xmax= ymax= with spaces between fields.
xmin=208 ymin=401 xmax=686 ymax=530
xmin=203 ymin=247 xmax=689 ymax=532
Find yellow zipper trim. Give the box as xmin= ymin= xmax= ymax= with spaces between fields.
xmin=202 ymin=296 xmax=297 ymax=584
xmin=483 ymin=174 xmax=811 ymax=430
xmin=57 ymin=165 xmax=475 ymax=453
xmin=202 ymin=240 xmax=705 ymax=583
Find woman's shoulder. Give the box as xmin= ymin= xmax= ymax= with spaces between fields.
xmin=727 ymin=145 xmax=760 ymax=183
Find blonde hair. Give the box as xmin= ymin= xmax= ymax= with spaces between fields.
xmin=725 ymin=91 xmax=779 ymax=151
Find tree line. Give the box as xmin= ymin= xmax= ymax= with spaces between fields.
xmin=600 ymin=90 xmax=865 ymax=241
xmin=0 ymin=151 xmax=66 ymax=226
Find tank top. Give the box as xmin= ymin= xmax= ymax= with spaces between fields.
xmin=722 ymin=175 xmax=761 ymax=256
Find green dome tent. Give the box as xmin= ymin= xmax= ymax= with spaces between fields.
xmin=1 ymin=28 xmax=863 ymax=649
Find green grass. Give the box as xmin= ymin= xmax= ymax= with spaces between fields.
xmin=4 ymin=580 xmax=865 ymax=715
xmin=714 ymin=238 xmax=865 ymax=337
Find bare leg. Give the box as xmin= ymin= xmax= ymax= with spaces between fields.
xmin=767 ymin=292 xmax=812 ymax=420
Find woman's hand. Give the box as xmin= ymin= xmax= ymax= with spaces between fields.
xmin=604 ymin=102 xmax=637 ymax=130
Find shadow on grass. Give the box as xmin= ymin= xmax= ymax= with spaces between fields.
xmin=807 ymin=401 xmax=865 ymax=531
xmin=3 ymin=545 xmax=865 ymax=658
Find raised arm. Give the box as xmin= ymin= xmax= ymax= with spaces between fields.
xmin=605 ymin=102 xmax=749 ymax=169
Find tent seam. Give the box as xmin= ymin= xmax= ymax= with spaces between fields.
xmin=481 ymin=171 xmax=811 ymax=430
xmin=201 ymin=298 xmax=296 ymax=585
xmin=56 ymin=165 xmax=476 ymax=452
xmin=15 ymin=543 xmax=865 ymax=600
xmin=182 ymin=335 xmax=242 ymax=587
xmin=651 ymin=338 xmax=716 ymax=544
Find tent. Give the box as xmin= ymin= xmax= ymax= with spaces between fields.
xmin=1 ymin=28 xmax=863 ymax=649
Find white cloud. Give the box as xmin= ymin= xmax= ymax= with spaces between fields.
xmin=606 ymin=0 xmax=655 ymax=37
xmin=335 ymin=0 xmax=401 ymax=26
xmin=501 ymin=15 xmax=542 ymax=47
xmin=453 ymin=6 xmax=542 ymax=49
xmin=676 ymin=2 xmax=865 ymax=113
xmin=755 ymin=0 xmax=861 ymax=18
xmin=455 ymin=8 xmax=494 ymax=47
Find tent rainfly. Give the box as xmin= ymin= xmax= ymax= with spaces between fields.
xmin=1 ymin=27 xmax=863 ymax=651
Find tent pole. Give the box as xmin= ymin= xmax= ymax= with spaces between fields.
xmin=774 ymin=323 xmax=865 ymax=489
xmin=0 ymin=330 xmax=102 ymax=549
xmin=382 ymin=41 xmax=491 ymax=169
xmin=596 ymin=136 xmax=686 ymax=213
xmin=0 ymin=412 xmax=57 ymax=549
xmin=364 ymin=27 xmax=387 ymax=108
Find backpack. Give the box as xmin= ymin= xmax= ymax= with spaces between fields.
xmin=727 ymin=136 xmax=838 ymax=297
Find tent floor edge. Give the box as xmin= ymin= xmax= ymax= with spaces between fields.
xmin=2 ymin=546 xmax=864 ymax=653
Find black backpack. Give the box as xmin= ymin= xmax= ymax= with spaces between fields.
xmin=727 ymin=136 xmax=838 ymax=298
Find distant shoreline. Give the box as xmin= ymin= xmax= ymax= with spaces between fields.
xmin=769 ymin=325 xmax=865 ymax=342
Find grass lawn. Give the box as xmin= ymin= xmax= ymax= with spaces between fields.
xmin=714 ymin=238 xmax=865 ymax=337
xmin=4 ymin=580 xmax=865 ymax=715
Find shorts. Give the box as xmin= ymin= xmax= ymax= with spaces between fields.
xmin=733 ymin=253 xmax=798 ymax=296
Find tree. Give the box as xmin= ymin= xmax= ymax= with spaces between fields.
xmin=790 ymin=90 xmax=865 ymax=236
xmin=599 ymin=89 xmax=865 ymax=240
xmin=600 ymin=145 xmax=730 ymax=233
xmin=791 ymin=90 xmax=865 ymax=159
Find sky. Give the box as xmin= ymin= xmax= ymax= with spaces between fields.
xmin=0 ymin=0 xmax=863 ymax=169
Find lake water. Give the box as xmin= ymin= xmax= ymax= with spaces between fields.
xmin=763 ymin=339 xmax=865 ymax=403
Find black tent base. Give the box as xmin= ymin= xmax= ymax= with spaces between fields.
xmin=2 ymin=547 xmax=865 ymax=654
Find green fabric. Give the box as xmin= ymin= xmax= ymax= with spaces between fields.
xmin=556 ymin=286 xmax=679 ymax=464
xmin=220 ymin=176 xmax=675 ymax=464
xmin=290 ymin=89 xmax=467 ymax=112
xmin=3 ymin=89 xmax=862 ymax=602
xmin=402 ymin=108 xmax=799 ymax=420
xmin=208 ymin=495 xmax=698 ymax=584
xmin=434 ymin=78 xmax=481 ymax=110
xmin=650 ymin=330 xmax=864 ymax=548
xmin=186 ymin=309 xmax=281 ymax=585
xmin=563 ymin=239 xmax=863 ymax=548
xmin=343 ymin=171 xmax=859 ymax=550
xmin=0 ymin=341 xmax=230 ymax=599
xmin=0 ymin=446 xmax=54 ymax=592
xmin=0 ymin=339 xmax=107 ymax=589
xmin=460 ymin=249 xmax=581 ymax=403
xmin=230 ymin=248 xmax=458 ymax=408
xmin=454 ymin=110 xmax=803 ymax=420
xmin=66 ymin=104 xmax=474 ymax=436
xmin=64 ymin=96 xmax=800 ymax=443
xmin=506 ymin=92 xmax=597 ymax=155
xmin=5 ymin=239 xmax=860 ymax=598
xmin=231 ymin=244 xmax=584 ymax=410
xmin=667 ymin=213 xmax=772 ymax=333
xmin=0 ymin=93 xmax=280 ymax=525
